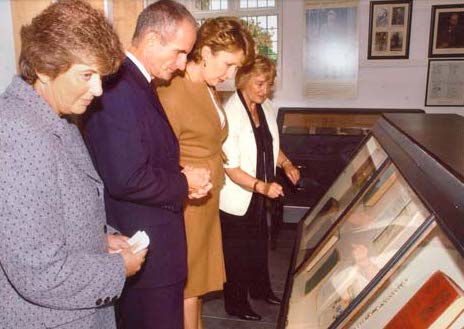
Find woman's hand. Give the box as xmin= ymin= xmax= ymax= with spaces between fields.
xmin=107 ymin=234 xmax=129 ymax=254
xmin=182 ymin=166 xmax=212 ymax=199
xmin=257 ymin=181 xmax=284 ymax=199
xmin=283 ymin=162 xmax=300 ymax=185
xmin=120 ymin=245 xmax=148 ymax=277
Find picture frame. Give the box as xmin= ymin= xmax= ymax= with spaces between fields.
xmin=428 ymin=4 xmax=464 ymax=58
xmin=425 ymin=59 xmax=464 ymax=107
xmin=368 ymin=0 xmax=413 ymax=59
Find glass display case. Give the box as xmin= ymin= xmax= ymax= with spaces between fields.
xmin=278 ymin=113 xmax=464 ymax=329
xmin=276 ymin=108 xmax=424 ymax=210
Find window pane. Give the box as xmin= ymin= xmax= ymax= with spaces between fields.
xmin=240 ymin=0 xmax=276 ymax=9
xmin=242 ymin=14 xmax=278 ymax=60
xmin=257 ymin=15 xmax=267 ymax=27
xmin=194 ymin=0 xmax=227 ymax=11
xmin=267 ymin=15 xmax=277 ymax=29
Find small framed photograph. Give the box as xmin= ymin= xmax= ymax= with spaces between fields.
xmin=425 ymin=59 xmax=464 ymax=107
xmin=368 ymin=0 xmax=413 ymax=59
xmin=429 ymin=4 xmax=464 ymax=58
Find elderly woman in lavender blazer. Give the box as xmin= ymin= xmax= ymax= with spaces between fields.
xmin=0 ymin=1 xmax=146 ymax=328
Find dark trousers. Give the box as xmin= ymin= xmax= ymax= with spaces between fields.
xmin=220 ymin=194 xmax=272 ymax=305
xmin=118 ymin=281 xmax=184 ymax=329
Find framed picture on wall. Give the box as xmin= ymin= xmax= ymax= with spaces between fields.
xmin=428 ymin=4 xmax=464 ymax=58
xmin=367 ymin=0 xmax=413 ymax=59
xmin=425 ymin=59 xmax=464 ymax=107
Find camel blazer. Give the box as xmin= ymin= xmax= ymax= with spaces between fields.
xmin=219 ymin=91 xmax=280 ymax=216
xmin=0 ymin=77 xmax=125 ymax=329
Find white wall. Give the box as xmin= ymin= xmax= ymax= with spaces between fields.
xmin=0 ymin=0 xmax=462 ymax=115
xmin=275 ymin=0 xmax=464 ymax=115
xmin=0 ymin=0 xmax=15 ymax=93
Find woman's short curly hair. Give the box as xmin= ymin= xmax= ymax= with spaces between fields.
xmin=19 ymin=0 xmax=124 ymax=85
xmin=235 ymin=54 xmax=276 ymax=90
xmin=188 ymin=16 xmax=255 ymax=66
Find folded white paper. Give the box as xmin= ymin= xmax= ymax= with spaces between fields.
xmin=127 ymin=230 xmax=150 ymax=254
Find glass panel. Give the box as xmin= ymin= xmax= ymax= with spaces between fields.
xmin=194 ymin=0 xmax=227 ymax=11
xmin=282 ymin=112 xmax=380 ymax=135
xmin=267 ymin=15 xmax=278 ymax=29
xmin=287 ymin=162 xmax=431 ymax=328
xmin=240 ymin=0 xmax=276 ymax=9
xmin=350 ymin=226 xmax=464 ymax=329
xmin=243 ymin=14 xmax=278 ymax=60
xmin=296 ymin=136 xmax=388 ymax=268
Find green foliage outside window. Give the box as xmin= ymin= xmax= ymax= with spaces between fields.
xmin=243 ymin=19 xmax=277 ymax=61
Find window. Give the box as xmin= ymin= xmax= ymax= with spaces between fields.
xmin=145 ymin=0 xmax=281 ymax=61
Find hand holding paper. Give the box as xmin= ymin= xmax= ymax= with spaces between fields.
xmin=127 ymin=230 xmax=150 ymax=254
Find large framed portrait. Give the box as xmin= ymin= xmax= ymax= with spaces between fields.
xmin=303 ymin=0 xmax=359 ymax=99
xmin=367 ymin=0 xmax=413 ymax=59
xmin=429 ymin=4 xmax=464 ymax=58
xmin=425 ymin=59 xmax=464 ymax=107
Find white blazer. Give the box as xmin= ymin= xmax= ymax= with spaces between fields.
xmin=220 ymin=91 xmax=280 ymax=216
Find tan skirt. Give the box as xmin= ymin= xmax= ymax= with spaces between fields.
xmin=183 ymin=185 xmax=226 ymax=298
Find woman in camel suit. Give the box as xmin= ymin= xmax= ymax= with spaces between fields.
xmin=158 ymin=17 xmax=254 ymax=329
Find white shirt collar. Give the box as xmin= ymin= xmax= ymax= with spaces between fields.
xmin=125 ymin=51 xmax=152 ymax=82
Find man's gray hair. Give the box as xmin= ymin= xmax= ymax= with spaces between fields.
xmin=132 ymin=0 xmax=197 ymax=45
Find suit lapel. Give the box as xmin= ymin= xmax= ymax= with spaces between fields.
xmin=124 ymin=58 xmax=180 ymax=155
xmin=124 ymin=59 xmax=171 ymax=124
xmin=57 ymin=120 xmax=102 ymax=184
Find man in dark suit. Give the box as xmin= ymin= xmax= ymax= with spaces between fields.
xmin=83 ymin=1 xmax=210 ymax=328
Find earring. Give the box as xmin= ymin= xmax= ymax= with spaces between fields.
xmin=203 ymin=60 xmax=207 ymax=68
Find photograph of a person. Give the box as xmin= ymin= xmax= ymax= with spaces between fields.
xmin=375 ymin=32 xmax=388 ymax=51
xmin=429 ymin=4 xmax=464 ymax=57
xmin=390 ymin=32 xmax=403 ymax=51
xmin=392 ymin=7 xmax=405 ymax=26
xmin=375 ymin=7 xmax=389 ymax=28
xmin=368 ymin=0 xmax=412 ymax=59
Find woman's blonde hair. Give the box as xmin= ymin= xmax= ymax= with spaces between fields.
xmin=188 ymin=16 xmax=255 ymax=66
xmin=235 ymin=54 xmax=276 ymax=90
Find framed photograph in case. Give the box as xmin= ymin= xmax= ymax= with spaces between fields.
xmin=428 ymin=4 xmax=464 ymax=58
xmin=425 ymin=59 xmax=464 ymax=107
xmin=367 ymin=0 xmax=413 ymax=59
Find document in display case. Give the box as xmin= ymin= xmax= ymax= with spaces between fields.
xmin=295 ymin=136 xmax=388 ymax=269
xmin=279 ymin=113 xmax=464 ymax=329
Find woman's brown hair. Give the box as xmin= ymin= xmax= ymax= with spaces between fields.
xmin=19 ymin=0 xmax=124 ymax=85
xmin=188 ymin=16 xmax=255 ymax=66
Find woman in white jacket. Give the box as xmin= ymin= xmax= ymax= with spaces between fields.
xmin=220 ymin=55 xmax=300 ymax=321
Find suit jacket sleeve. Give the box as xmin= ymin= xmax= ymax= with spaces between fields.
xmin=85 ymin=79 xmax=188 ymax=208
xmin=0 ymin=124 xmax=125 ymax=310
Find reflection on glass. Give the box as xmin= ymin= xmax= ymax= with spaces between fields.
xmin=296 ymin=136 xmax=387 ymax=269
xmin=286 ymin=163 xmax=431 ymax=329
xmin=350 ymin=226 xmax=464 ymax=329
xmin=281 ymin=112 xmax=379 ymax=135
xmin=305 ymin=7 xmax=357 ymax=81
